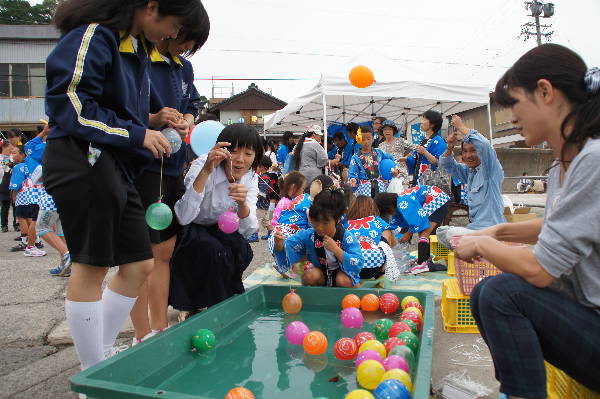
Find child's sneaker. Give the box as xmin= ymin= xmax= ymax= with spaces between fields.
xmin=49 ymin=255 xmax=71 ymax=277
xmin=2 ymin=226 xmax=8 ymax=233
xmin=24 ymin=246 xmax=46 ymax=257
xmin=407 ymin=262 xmax=429 ymax=275
xmin=14 ymin=235 xmax=24 ymax=241
xmin=10 ymin=242 xmax=27 ymax=252
xmin=35 ymin=240 xmax=44 ymax=249
xmin=247 ymin=233 xmax=259 ymax=243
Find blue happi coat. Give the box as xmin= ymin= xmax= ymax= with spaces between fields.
xmin=389 ymin=185 xmax=450 ymax=233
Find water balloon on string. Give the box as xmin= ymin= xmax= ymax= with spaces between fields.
xmin=161 ymin=127 xmax=182 ymax=153
xmin=145 ymin=157 xmax=173 ymax=230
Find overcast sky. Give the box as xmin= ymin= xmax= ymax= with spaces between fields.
xmin=29 ymin=0 xmax=600 ymax=102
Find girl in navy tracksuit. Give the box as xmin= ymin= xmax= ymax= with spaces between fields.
xmin=42 ymin=0 xmax=208 ymax=371
xmin=131 ymin=30 xmax=209 ymax=344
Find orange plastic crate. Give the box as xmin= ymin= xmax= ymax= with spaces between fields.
xmin=441 ymin=278 xmax=479 ymax=334
xmin=546 ymin=362 xmax=600 ymax=399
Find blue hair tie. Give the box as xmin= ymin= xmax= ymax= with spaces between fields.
xmin=584 ymin=67 xmax=600 ymax=94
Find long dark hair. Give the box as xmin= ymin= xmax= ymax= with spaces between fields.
xmin=282 ymin=131 xmax=294 ymax=151
xmin=293 ymin=132 xmax=310 ymax=170
xmin=54 ymin=0 xmax=206 ymax=37
xmin=494 ymin=44 xmax=600 ymax=163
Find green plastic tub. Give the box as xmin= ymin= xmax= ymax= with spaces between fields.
xmin=72 ymin=285 xmax=434 ymax=398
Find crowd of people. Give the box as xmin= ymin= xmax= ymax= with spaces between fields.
xmin=1 ymin=0 xmax=598 ymax=397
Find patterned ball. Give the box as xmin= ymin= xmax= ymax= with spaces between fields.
xmin=303 ymin=331 xmax=328 ymax=355
xmin=191 ymin=329 xmax=215 ymax=351
xmin=401 ymin=319 xmax=418 ymax=335
xmin=225 ymin=387 xmax=255 ymax=399
xmin=345 ymin=389 xmax=375 ymax=399
xmin=388 ymin=345 xmax=416 ymax=372
xmin=400 ymin=311 xmax=422 ymax=331
xmin=161 ymin=127 xmax=182 ymax=153
xmin=357 ymin=359 xmax=385 ymax=390
xmin=373 ymin=378 xmax=411 ymax=399
xmin=358 ymin=339 xmax=387 ymax=359
xmin=354 ymin=331 xmax=377 ymax=348
xmin=361 ymin=294 xmax=380 ymax=311
xmin=388 ymin=322 xmax=412 ymax=338
xmin=382 ymin=368 xmax=412 ymax=392
xmin=334 ymin=337 xmax=358 ymax=360
xmin=342 ymin=294 xmax=361 ymax=309
xmin=404 ymin=301 xmax=423 ymax=314
xmin=384 ymin=337 xmax=405 ymax=355
xmin=374 ymin=318 xmax=393 ymax=341
xmin=379 ymin=293 xmax=400 ymax=314
xmin=403 ymin=306 xmax=423 ymax=320
xmin=401 ymin=295 xmax=420 ymax=309
xmin=397 ymin=331 xmax=419 ymax=355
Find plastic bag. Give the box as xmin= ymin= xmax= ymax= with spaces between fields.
xmin=386 ymin=176 xmax=406 ymax=194
xmin=391 ymin=242 xmax=413 ymax=274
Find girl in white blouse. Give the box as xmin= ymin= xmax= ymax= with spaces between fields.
xmin=169 ymin=124 xmax=263 ymax=317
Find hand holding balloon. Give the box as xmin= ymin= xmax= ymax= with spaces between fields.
xmin=143 ymin=129 xmax=172 ymax=159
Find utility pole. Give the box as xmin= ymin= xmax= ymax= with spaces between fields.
xmin=521 ymin=1 xmax=555 ymax=45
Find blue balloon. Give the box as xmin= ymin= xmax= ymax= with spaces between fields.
xmin=379 ymin=159 xmax=396 ymax=181
xmin=374 ymin=379 xmax=411 ymax=399
xmin=190 ymin=120 xmax=225 ymax=156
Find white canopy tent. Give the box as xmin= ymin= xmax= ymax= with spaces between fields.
xmin=263 ymin=50 xmax=496 ymax=146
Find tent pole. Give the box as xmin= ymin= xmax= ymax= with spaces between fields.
xmin=323 ymin=94 xmax=327 ymax=151
xmin=487 ymin=102 xmax=495 ymax=150
xmin=342 ymin=96 xmax=346 ymax=124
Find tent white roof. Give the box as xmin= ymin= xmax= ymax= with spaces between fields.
xmin=264 ymin=50 xmax=493 ymax=133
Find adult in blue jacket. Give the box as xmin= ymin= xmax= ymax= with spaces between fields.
xmin=42 ymin=0 xmax=208 ymax=372
xmin=131 ymin=29 xmax=208 ymax=344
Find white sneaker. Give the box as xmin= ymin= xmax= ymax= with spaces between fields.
xmin=407 ymin=263 xmax=429 ymax=275
xmin=104 ymin=343 xmax=130 ymax=358
xmin=24 ymin=246 xmax=46 ymax=257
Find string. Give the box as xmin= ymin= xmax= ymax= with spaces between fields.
xmin=159 ymin=155 xmax=164 ymax=202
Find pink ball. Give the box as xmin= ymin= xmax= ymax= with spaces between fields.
xmin=355 ymin=349 xmax=383 ymax=367
xmin=382 ymin=355 xmax=409 ymax=372
xmin=341 ymin=307 xmax=363 ymax=329
xmin=285 ymin=321 xmax=310 ymax=345
xmin=218 ymin=210 xmax=239 ymax=234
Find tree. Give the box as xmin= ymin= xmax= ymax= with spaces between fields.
xmin=0 ymin=0 xmax=58 ymax=25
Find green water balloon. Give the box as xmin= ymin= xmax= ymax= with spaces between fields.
xmin=145 ymin=201 xmax=173 ymax=230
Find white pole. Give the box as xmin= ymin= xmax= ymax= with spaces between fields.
xmin=322 ymin=94 xmax=327 ymax=150
xmin=487 ymin=102 xmax=495 ymax=150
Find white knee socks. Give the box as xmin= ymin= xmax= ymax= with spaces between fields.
xmin=101 ymin=288 xmax=137 ymax=355
xmin=65 ymin=300 xmax=104 ymax=370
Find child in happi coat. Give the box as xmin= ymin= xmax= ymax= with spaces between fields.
xmin=284 ymin=188 xmax=363 ymax=287
xmin=375 ymin=185 xmax=450 ymax=274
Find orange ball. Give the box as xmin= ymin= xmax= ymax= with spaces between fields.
xmin=342 ymin=294 xmax=361 ymax=309
xmin=225 ymin=387 xmax=255 ymax=399
xmin=334 ymin=337 xmax=358 ymax=360
xmin=282 ymin=289 xmax=302 ymax=314
xmin=349 ymin=65 xmax=375 ymax=88
xmin=361 ymin=294 xmax=380 ymax=311
xmin=303 ymin=331 xmax=328 ymax=355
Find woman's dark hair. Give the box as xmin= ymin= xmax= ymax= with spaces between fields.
xmin=54 ymin=0 xmax=207 ymax=38
xmin=333 ymin=131 xmax=346 ymax=141
xmin=346 ymin=122 xmax=359 ymax=135
xmin=259 ymin=155 xmax=272 ymax=170
xmin=374 ymin=192 xmax=398 ymax=218
xmin=347 ymin=195 xmax=380 ymax=220
xmin=280 ymin=171 xmax=306 ymax=199
xmin=197 ymin=112 xmax=218 ymax=123
xmin=7 ymin=129 xmax=22 ymax=139
xmin=177 ymin=10 xmax=210 ymax=57
xmin=282 ymin=131 xmax=295 ymax=151
xmin=266 ymin=139 xmax=276 ymax=153
xmin=216 ymin=123 xmax=264 ymax=170
xmin=422 ymin=110 xmax=443 ymax=135
xmin=293 ymin=132 xmax=312 ymax=170
xmin=494 ymin=43 xmax=600 ymax=163
xmin=309 ymin=188 xmax=346 ymax=222
xmin=310 ymin=174 xmax=334 ymax=191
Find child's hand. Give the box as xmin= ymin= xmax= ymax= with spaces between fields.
xmin=229 ymin=183 xmax=248 ymax=204
xmin=322 ymin=235 xmax=338 ymax=252
xmin=201 ymin=142 xmax=231 ymax=175
xmin=144 ymin=129 xmax=172 ymax=158
xmin=274 ymin=232 xmax=286 ymax=252
xmin=399 ymin=231 xmax=413 ymax=243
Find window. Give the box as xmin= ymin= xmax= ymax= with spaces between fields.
xmin=0 ymin=63 xmax=46 ymax=97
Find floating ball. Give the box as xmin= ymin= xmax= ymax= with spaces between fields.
xmin=388 ymin=322 xmax=412 ymax=338
xmin=191 ymin=329 xmax=215 ymax=351
xmin=349 ymin=65 xmax=375 ymax=89
xmin=403 ymin=306 xmax=423 ymax=320
xmin=345 ymin=390 xmax=375 ymax=399
xmin=225 ymin=387 xmax=255 ymax=399
xmin=359 ymin=339 xmax=387 ymax=359
xmin=378 ymin=159 xmax=397 ymax=181
xmin=374 ymin=378 xmax=411 ymax=399
xmin=382 ymin=369 xmax=412 ymax=393
xmin=190 ymin=120 xmax=225 ymax=156
xmin=303 ymin=331 xmax=328 ymax=355
xmin=388 ymin=345 xmax=416 ymax=372
xmin=384 ymin=337 xmax=405 ymax=355
xmin=400 ymin=311 xmax=422 ymax=331
xmin=354 ymin=331 xmax=376 ymax=348
xmin=342 ymin=294 xmax=361 ymax=309
xmin=382 ymin=355 xmax=409 ymax=373
xmin=401 ymin=296 xmax=420 ymax=310
xmin=161 ymin=127 xmax=182 ymax=153
xmin=374 ymin=318 xmax=393 ymax=341
xmin=282 ymin=289 xmax=302 ymax=314
xmin=218 ymin=210 xmax=239 ymax=234
xmin=285 ymin=321 xmax=310 ymax=345
xmin=397 ymin=331 xmax=419 ymax=355
xmin=355 ymin=349 xmax=383 ymax=367
xmin=357 ymin=359 xmax=385 ymax=390
xmin=334 ymin=337 xmax=358 ymax=360
xmin=401 ymin=319 xmax=418 ymax=335
xmin=361 ymin=294 xmax=380 ymax=311
xmin=379 ymin=293 xmax=400 ymax=314
xmin=145 ymin=202 xmax=173 ymax=231
xmin=404 ymin=301 xmax=423 ymax=314
xmin=341 ymin=307 xmax=364 ymax=329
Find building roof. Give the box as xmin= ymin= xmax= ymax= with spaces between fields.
xmin=0 ymin=24 xmax=61 ymax=40
xmin=208 ymin=83 xmax=287 ymax=112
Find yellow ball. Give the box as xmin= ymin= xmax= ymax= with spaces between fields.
xmin=358 ymin=339 xmax=387 ymax=359
xmin=401 ymin=295 xmax=420 ymax=309
xmin=403 ymin=306 xmax=423 ymax=319
xmin=383 ymin=368 xmax=413 ymax=392
xmin=357 ymin=359 xmax=385 ymax=390
xmin=345 ymin=389 xmax=375 ymax=399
